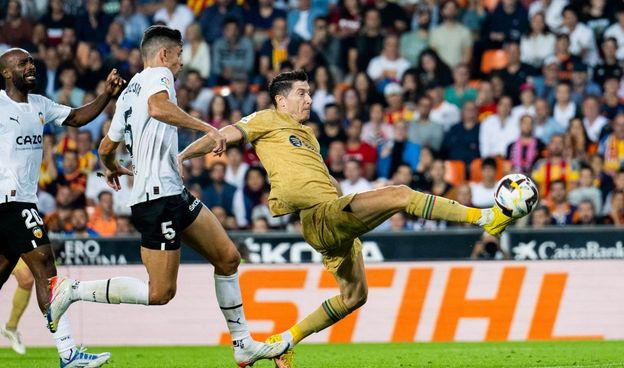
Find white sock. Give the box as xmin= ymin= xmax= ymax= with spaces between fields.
xmin=214 ymin=272 xmax=250 ymax=342
xmin=74 ymin=277 xmax=149 ymax=305
xmin=54 ymin=314 xmax=76 ymax=360
xmin=280 ymin=330 xmax=295 ymax=349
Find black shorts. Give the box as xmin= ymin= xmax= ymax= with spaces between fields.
xmin=0 ymin=202 xmax=50 ymax=259
xmin=130 ymin=189 xmax=202 ymax=250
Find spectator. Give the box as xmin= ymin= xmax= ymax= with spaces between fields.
xmin=400 ymin=69 xmax=423 ymax=107
xmin=470 ymin=157 xmax=498 ymax=208
xmin=184 ymin=156 xmax=211 ymax=188
xmin=444 ymin=63 xmax=477 ymax=108
xmin=416 ymin=48 xmax=453 ymax=87
xmin=116 ymin=215 xmax=137 ymax=235
xmin=471 ymin=233 xmax=508 ymax=259
xmin=487 ymin=0 xmax=529 ymax=44
xmin=54 ymin=66 xmax=86 ymax=108
xmin=603 ymin=8 xmax=624 ymax=60
xmin=224 ymin=146 xmax=249 ymax=190
xmin=311 ymin=64 xmax=336 ymax=120
xmin=340 ymin=158 xmax=372 ymax=195
xmin=579 ymin=0 xmax=610 ymax=37
xmin=292 ymin=41 xmax=327 ymax=76
xmin=355 ymin=8 xmax=384 ymax=72
xmin=202 ymin=162 xmax=237 ymax=216
xmin=341 ymin=87 xmax=365 ymax=123
xmin=153 ymin=0 xmax=195 ymax=39
xmin=182 ymin=23 xmax=211 ymax=80
xmin=391 ymin=164 xmax=415 ymax=188
xmin=75 ymin=0 xmax=112 ymax=44
xmin=345 ymin=119 xmax=377 ymax=180
xmin=78 ymin=49 xmax=109 ymax=93
xmin=569 ymin=165 xmax=603 ymax=214
xmin=399 ymin=6 xmax=429 ymax=67
xmin=412 ymin=147 xmax=434 ymax=190
xmin=0 ymin=0 xmax=33 ymax=48
xmin=429 ymin=0 xmax=472 ymax=68
xmin=476 ymin=80 xmax=497 ymax=121
xmin=76 ymin=131 xmax=98 ymax=175
xmin=251 ymin=191 xmax=290 ymax=229
xmin=101 ymin=21 xmax=134 ymax=68
xmin=185 ymin=70 xmax=214 ymax=117
xmin=40 ymin=134 xmax=59 ymax=190
xmin=573 ymin=199 xmax=598 ymax=225
xmin=387 ymin=212 xmax=408 ymax=232
xmin=428 ymin=159 xmax=455 ymax=198
xmin=534 ymin=97 xmax=565 ymax=144
xmin=570 ymin=62 xmax=601 ymax=106
xmin=532 ymin=56 xmax=559 ymax=103
xmin=561 ymin=6 xmax=599 ymax=66
xmin=310 ymin=16 xmax=341 ymax=76
xmin=374 ymin=0 xmax=408 ymax=33
xmin=206 ymin=94 xmax=231 ymax=129
xmin=552 ymin=81 xmax=577 ymax=129
xmin=543 ymin=179 xmax=574 ymax=225
xmin=528 ymin=0 xmax=567 ymax=33
xmin=384 ymin=82 xmax=414 ymax=125
xmin=479 ymin=96 xmax=519 ymax=158
xmin=506 ymin=115 xmax=545 ymax=175
xmin=287 ymin=0 xmax=325 ymax=42
xmin=427 ymin=83 xmax=461 ymax=132
xmin=115 ymin=0 xmax=149 ymax=46
xmin=602 ymin=190 xmax=624 ymax=225
xmin=532 ymin=134 xmax=579 ymax=196
xmin=251 ymin=217 xmax=270 ymax=233
xmin=408 ymin=95 xmax=445 ymax=152
xmin=497 ymin=41 xmax=538 ymax=104
xmin=600 ymin=77 xmax=624 ymax=121
xmin=520 ymin=11 xmax=556 ymax=68
xmin=588 ymin=153 xmax=614 ymax=206
xmin=88 ymin=191 xmax=117 ymax=236
xmin=564 ymin=117 xmax=591 ymax=161
xmin=511 ymin=83 xmax=537 ymax=120
xmin=211 ymin=17 xmax=255 ymax=85
xmin=599 ymin=113 xmax=624 ymax=174
xmin=66 ymin=207 xmax=99 ymax=238
xmin=462 ymin=0 xmax=488 ymax=37
xmin=441 ymin=101 xmax=481 ymax=167
xmin=553 ymin=33 xmax=581 ymax=81
xmin=592 ymin=37 xmax=623 ymax=87
xmin=259 ymin=17 xmax=297 ymax=78
xmin=353 ymin=71 xmax=384 ymax=111
xmin=244 ymin=0 xmax=286 ymax=49
xmin=226 ymin=73 xmax=256 ymax=117
xmin=377 ymin=121 xmax=420 ymax=179
xmin=49 ymin=150 xmax=87 ymax=208
xmin=529 ymin=204 xmax=554 ymax=227
xmin=366 ymin=33 xmax=410 ymax=83
xmin=199 ymin=0 xmax=245 ymax=44
xmin=318 ymin=103 xmax=347 ymax=156
xmin=233 ymin=166 xmax=269 ymax=228
xmin=581 ymin=95 xmax=608 ymax=143
xmin=41 ymin=0 xmax=75 ymax=46
xmin=326 ymin=140 xmax=346 ymax=180
xmin=361 ymin=102 xmax=393 ymax=148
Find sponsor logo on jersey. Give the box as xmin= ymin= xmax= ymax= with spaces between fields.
xmin=16 ymin=134 xmax=42 ymax=145
xmin=38 ymin=112 xmax=44 ymax=125
xmin=32 ymin=226 xmax=43 ymax=239
xmin=239 ymin=112 xmax=256 ymax=124
xmin=160 ymin=77 xmax=171 ymax=89
xmin=9 ymin=116 xmax=19 ymax=125
xmin=189 ymin=198 xmax=201 ymax=212
xmin=289 ymin=135 xmax=303 ymax=147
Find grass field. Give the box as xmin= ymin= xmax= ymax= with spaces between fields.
xmin=2 ymin=341 xmax=624 ymax=367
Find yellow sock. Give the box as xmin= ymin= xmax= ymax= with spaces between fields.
xmin=7 ymin=287 xmax=31 ymax=330
xmin=406 ymin=191 xmax=482 ymax=224
xmin=288 ymin=295 xmax=350 ymax=344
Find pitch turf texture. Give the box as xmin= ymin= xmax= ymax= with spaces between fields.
xmin=2 ymin=341 xmax=624 ymax=367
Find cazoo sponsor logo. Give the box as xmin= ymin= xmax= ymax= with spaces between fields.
xmin=512 ymin=240 xmax=624 ymax=260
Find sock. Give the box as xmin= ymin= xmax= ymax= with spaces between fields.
xmin=74 ymin=277 xmax=149 ymax=305
xmin=54 ymin=314 xmax=76 ymax=360
xmin=214 ymin=272 xmax=250 ymax=342
xmin=285 ymin=295 xmax=350 ymax=346
xmin=406 ymin=191 xmax=482 ymax=224
xmin=6 ymin=287 xmax=31 ymax=330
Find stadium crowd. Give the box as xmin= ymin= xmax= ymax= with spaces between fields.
xmin=3 ymin=0 xmax=624 ymax=236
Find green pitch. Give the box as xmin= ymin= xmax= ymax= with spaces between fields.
xmin=2 ymin=341 xmax=624 ymax=367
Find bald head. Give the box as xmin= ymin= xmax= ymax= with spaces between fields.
xmin=0 ymin=48 xmax=37 ymax=92
xmin=0 ymin=48 xmax=29 ymax=72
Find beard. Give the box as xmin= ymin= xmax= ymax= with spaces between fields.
xmin=13 ymin=73 xmax=36 ymax=92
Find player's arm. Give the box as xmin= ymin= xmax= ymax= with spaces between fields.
xmin=98 ymin=135 xmax=133 ymax=191
xmin=62 ymin=69 xmax=126 ymax=127
xmin=178 ymin=125 xmax=243 ymax=165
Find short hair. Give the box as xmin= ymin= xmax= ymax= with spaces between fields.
xmin=140 ymin=25 xmax=182 ymax=59
xmin=482 ymin=157 xmax=498 ymax=170
xmin=223 ymin=16 xmax=240 ymax=28
xmin=98 ymin=191 xmax=112 ymax=201
xmin=268 ymin=70 xmax=308 ymax=107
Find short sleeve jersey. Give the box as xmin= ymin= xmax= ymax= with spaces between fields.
xmin=0 ymin=90 xmax=70 ymax=203
xmin=234 ymin=109 xmax=338 ymax=216
xmin=108 ymin=67 xmax=182 ymax=206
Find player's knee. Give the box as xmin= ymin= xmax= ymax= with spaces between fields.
xmin=149 ymin=286 xmax=177 ymax=305
xmin=388 ymin=185 xmax=413 ymax=206
xmin=17 ymin=272 xmax=34 ymax=290
xmin=343 ymin=286 xmax=368 ymax=312
xmin=214 ymin=247 xmax=241 ymax=275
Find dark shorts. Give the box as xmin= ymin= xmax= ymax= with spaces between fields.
xmin=130 ymin=189 xmax=202 ymax=250
xmin=0 ymin=202 xmax=50 ymax=259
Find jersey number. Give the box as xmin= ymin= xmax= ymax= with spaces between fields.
xmin=161 ymin=221 xmax=176 ymax=240
xmin=123 ymin=107 xmax=134 ymax=156
xmin=22 ymin=208 xmax=44 ymax=229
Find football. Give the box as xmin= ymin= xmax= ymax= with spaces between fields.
xmin=494 ymin=173 xmax=539 ymax=219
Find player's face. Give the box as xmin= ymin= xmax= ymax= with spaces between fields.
xmin=164 ymin=45 xmax=183 ymax=79
xmin=283 ymin=81 xmax=312 ymax=123
xmin=6 ymin=51 xmax=37 ymax=92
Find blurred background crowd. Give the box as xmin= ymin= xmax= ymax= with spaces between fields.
xmin=3 ymin=0 xmax=624 ymax=236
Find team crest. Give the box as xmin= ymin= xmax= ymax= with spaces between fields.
xmin=160 ymin=76 xmax=171 ymax=88
xmin=289 ymin=135 xmax=303 ymax=147
xmin=239 ymin=112 xmax=256 ymax=124
xmin=38 ymin=112 xmax=44 ymax=125
xmin=32 ymin=227 xmax=43 ymax=239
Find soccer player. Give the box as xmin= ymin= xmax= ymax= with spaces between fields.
xmin=46 ymin=26 xmax=288 ymax=367
xmin=177 ymin=70 xmax=516 ymax=367
xmin=1 ymin=259 xmax=33 ymax=354
xmin=0 ymin=47 xmax=125 ymax=367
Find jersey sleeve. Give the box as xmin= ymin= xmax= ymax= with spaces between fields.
xmin=107 ymin=100 xmax=125 ymax=142
xmin=234 ymin=111 xmax=271 ymax=143
xmin=40 ymin=95 xmax=71 ymax=126
xmin=143 ymin=67 xmax=175 ymax=100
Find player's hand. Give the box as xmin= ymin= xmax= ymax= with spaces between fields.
xmin=105 ymin=69 xmax=127 ymax=98
xmin=177 ymin=157 xmax=185 ymax=179
xmin=103 ymin=164 xmax=133 ymax=191
xmin=208 ymin=129 xmax=227 ymax=156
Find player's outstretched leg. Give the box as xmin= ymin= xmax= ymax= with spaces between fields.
xmin=182 ymin=207 xmax=289 ymax=367
xmin=1 ymin=259 xmax=33 ymax=355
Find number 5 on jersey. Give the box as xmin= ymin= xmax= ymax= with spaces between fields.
xmin=161 ymin=221 xmax=176 ymax=240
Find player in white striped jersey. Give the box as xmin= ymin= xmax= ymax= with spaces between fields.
xmin=45 ymin=26 xmax=288 ymax=367
xmin=0 ymin=47 xmax=125 ymax=367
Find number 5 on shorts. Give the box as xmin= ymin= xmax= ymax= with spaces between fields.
xmin=161 ymin=221 xmax=176 ymax=240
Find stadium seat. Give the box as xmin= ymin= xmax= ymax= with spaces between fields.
xmin=469 ymin=157 xmax=507 ymax=182
xmin=444 ymin=160 xmax=466 ymax=186
xmin=480 ymin=49 xmax=508 ymax=74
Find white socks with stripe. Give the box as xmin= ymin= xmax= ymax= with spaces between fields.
xmin=54 ymin=314 xmax=76 ymax=360
xmin=73 ymin=277 xmax=149 ymax=305
xmin=215 ymin=272 xmax=250 ymax=343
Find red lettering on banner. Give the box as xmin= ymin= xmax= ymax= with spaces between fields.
xmin=319 ymin=268 xmax=395 ymax=342
xmin=391 ymin=268 xmax=433 ymax=342
xmin=220 ymin=269 xmax=307 ymax=343
xmin=433 ymin=266 xmax=526 ymax=341
xmin=528 ymin=273 xmax=602 ymax=340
